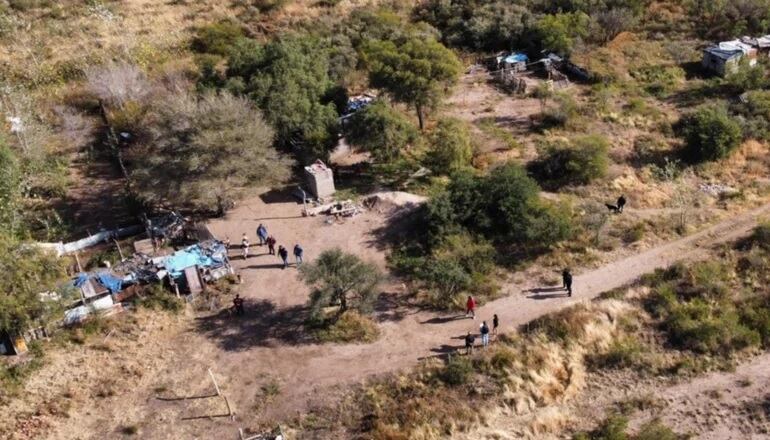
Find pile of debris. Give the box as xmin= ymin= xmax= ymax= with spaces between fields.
xmin=699 ymin=183 xmax=738 ymax=197
xmin=59 ymin=238 xmax=232 ymax=326
xmin=305 ymin=199 xmax=361 ymax=218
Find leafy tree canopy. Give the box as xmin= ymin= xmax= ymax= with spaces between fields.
xmin=300 ymin=248 xmax=382 ymax=318
xmin=132 ymin=91 xmax=292 ymax=214
xmin=362 ymin=36 xmax=462 ymax=129
xmin=679 ymin=104 xmax=742 ymax=163
xmin=346 ymin=100 xmax=419 ymax=162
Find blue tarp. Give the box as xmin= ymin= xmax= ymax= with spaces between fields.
xmin=96 ymin=273 xmax=123 ymax=294
xmin=72 ymin=272 xmax=123 ymax=294
xmin=164 ymin=243 xmax=227 ymax=278
xmin=504 ymin=53 xmax=529 ymax=64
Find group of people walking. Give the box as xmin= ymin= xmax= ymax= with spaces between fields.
xmin=228 ymin=223 xmax=304 ymax=269
xmin=462 ymin=294 xmax=500 ymax=354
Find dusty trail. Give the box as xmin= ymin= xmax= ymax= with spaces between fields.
xmin=197 ymin=199 xmax=770 ymax=422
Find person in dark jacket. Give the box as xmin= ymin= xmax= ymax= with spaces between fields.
xmin=278 ymin=245 xmax=289 ymax=269
xmin=233 ymin=294 xmax=245 ymax=316
xmin=562 ymin=268 xmax=573 ymax=297
xmin=464 ymin=332 xmax=476 ymax=355
xmin=256 ymin=223 xmax=268 ymax=245
xmin=480 ymin=321 xmax=490 ymax=347
xmin=492 ymin=314 xmax=499 ymax=336
xmin=293 ymin=244 xmax=303 ymax=266
xmin=617 ymin=195 xmax=626 ymax=213
xmin=266 ymin=236 xmax=276 ymax=255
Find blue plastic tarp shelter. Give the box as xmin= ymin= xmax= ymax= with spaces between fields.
xmin=164 ymin=243 xmax=227 ymax=278
xmin=504 ymin=53 xmax=529 ymax=64
xmin=73 ymin=272 xmax=123 ymax=294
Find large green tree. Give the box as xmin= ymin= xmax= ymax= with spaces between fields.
xmin=300 ymin=248 xmax=382 ymax=319
xmin=346 ymin=100 xmax=418 ymax=162
xmin=227 ymin=35 xmax=340 ymax=161
xmin=427 ymin=163 xmax=573 ymax=249
xmin=427 ymin=117 xmax=473 ymax=173
xmin=132 ymin=91 xmax=292 ymax=214
xmin=362 ymin=36 xmax=462 ymax=129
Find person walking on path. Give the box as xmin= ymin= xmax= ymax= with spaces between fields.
xmin=617 ymin=195 xmax=626 ymax=213
xmin=464 ymin=332 xmax=475 ymax=355
xmin=562 ymin=268 xmax=573 ymax=297
xmin=278 ymin=245 xmax=289 ymax=269
xmin=480 ymin=321 xmax=490 ymax=347
xmin=466 ymin=295 xmax=476 ymax=319
xmin=266 ymin=236 xmax=276 ymax=255
xmin=241 ymin=234 xmax=250 ymax=260
xmin=233 ymin=294 xmax=245 ymax=316
xmin=492 ymin=314 xmax=499 ymax=336
xmin=256 ymin=224 xmax=268 ymax=245
xmin=293 ymin=244 xmax=304 ymax=266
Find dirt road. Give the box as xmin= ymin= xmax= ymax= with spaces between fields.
xmin=36 ymin=196 xmax=770 ymax=440
xmin=195 ymin=197 xmax=770 ymax=423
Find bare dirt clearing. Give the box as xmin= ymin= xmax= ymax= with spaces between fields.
xmin=13 ymin=191 xmax=770 ymax=439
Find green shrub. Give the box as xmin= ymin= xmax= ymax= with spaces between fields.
xmin=439 ymin=355 xmax=473 ymax=386
xmin=426 ymin=118 xmax=473 ymax=173
xmin=590 ymin=336 xmax=644 ymax=369
xmin=635 ymin=419 xmax=681 ymax=440
xmin=630 ymin=65 xmax=685 ymax=97
xmin=426 ymin=163 xmax=573 ymax=250
xmin=346 ymin=101 xmax=418 ymax=162
xmin=679 ymin=104 xmax=742 ymax=163
xmin=542 ymin=92 xmax=580 ymax=128
xmin=623 ymin=223 xmax=646 ymax=243
xmin=315 ymin=311 xmax=380 ymax=343
xmin=138 ymin=283 xmax=184 ymax=313
xmin=747 ymin=222 xmax=770 ymax=251
xmin=191 ymin=21 xmax=244 ymax=56
xmin=532 ymin=134 xmax=609 ymax=187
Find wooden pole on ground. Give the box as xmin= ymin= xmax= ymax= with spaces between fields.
xmin=74 ymin=252 xmax=83 ymax=272
xmin=113 ymin=238 xmax=125 ymax=261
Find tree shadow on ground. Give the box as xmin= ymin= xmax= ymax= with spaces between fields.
xmin=259 ymin=187 xmax=302 ymax=205
xmin=372 ymin=289 xmax=422 ymax=323
xmin=193 ymin=299 xmax=314 ymax=350
xmin=421 ymin=315 xmax=468 ymax=324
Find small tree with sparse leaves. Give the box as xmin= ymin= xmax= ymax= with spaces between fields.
xmin=300 ymin=248 xmax=381 ymax=319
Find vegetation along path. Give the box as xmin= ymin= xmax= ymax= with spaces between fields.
xmin=228 ymin=201 xmax=770 ymax=419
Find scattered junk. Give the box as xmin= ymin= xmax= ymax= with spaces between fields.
xmin=339 ymin=93 xmax=376 ymax=124
xmin=57 ymin=239 xmax=232 ymax=327
xmin=303 ymin=159 xmax=336 ymax=200
xmin=145 ymin=211 xmax=188 ymax=246
xmin=239 ymin=426 xmax=285 ymax=440
xmin=702 ymin=39 xmax=758 ymax=76
xmin=494 ymin=51 xmax=530 ymax=93
xmin=699 ymin=183 xmax=738 ymax=197
xmin=741 ymin=35 xmax=770 ymax=56
xmin=0 ymin=330 xmax=28 ymax=355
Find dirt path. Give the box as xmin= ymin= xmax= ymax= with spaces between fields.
xmin=196 ymin=198 xmax=770 ymax=423
xmin=33 ymin=198 xmax=770 ymax=439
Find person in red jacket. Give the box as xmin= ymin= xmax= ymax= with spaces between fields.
xmin=466 ymin=295 xmax=476 ymax=319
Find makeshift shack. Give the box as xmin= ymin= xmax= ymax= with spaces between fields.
xmin=162 ymin=240 xmax=231 ymax=295
xmin=702 ymin=40 xmax=757 ymax=76
xmin=304 ymin=160 xmax=335 ymax=199
xmin=741 ymin=35 xmax=770 ymax=56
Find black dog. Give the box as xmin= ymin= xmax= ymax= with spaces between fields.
xmin=605 ymin=203 xmax=620 ymax=213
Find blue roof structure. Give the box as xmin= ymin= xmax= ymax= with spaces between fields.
xmin=504 ymin=53 xmax=529 ymax=64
